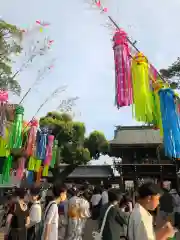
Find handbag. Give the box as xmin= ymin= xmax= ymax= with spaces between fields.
xmin=92 ymin=205 xmax=113 ymax=240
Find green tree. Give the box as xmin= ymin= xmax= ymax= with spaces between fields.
xmin=160 ymin=58 xmax=180 ymax=89
xmin=0 ymin=20 xmax=22 ymax=95
xmin=40 ymin=111 xmax=109 ymax=183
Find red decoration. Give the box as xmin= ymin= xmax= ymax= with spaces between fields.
xmin=96 ymin=1 xmax=101 ymax=7
xmin=36 ymin=20 xmax=41 ymax=24
xmin=48 ymin=40 xmax=54 ymax=44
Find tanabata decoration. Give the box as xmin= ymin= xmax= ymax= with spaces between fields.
xmin=26 ymin=119 xmax=38 ymax=156
xmin=42 ymin=134 xmax=54 ymax=177
xmin=16 ymin=156 xmax=26 ymax=180
xmin=36 ymin=127 xmax=48 ymax=160
xmin=2 ymin=155 xmax=12 ymax=183
xmin=0 ymin=90 xmax=8 ymax=137
xmin=36 ymin=166 xmax=43 ymax=183
xmin=1 ymin=105 xmax=24 ymax=183
xmin=8 ymin=105 xmax=24 ymax=149
xmin=29 ymin=127 xmax=49 ymax=173
xmin=27 ymin=126 xmax=48 ymax=184
xmin=50 ymin=139 xmax=58 ymax=168
xmin=159 ymin=89 xmax=180 ymax=158
xmin=113 ymin=29 xmax=133 ymax=107
xmin=152 ymin=84 xmax=163 ymax=134
xmin=0 ymin=91 xmax=9 ymax=157
xmin=131 ymin=52 xmax=154 ymax=123
xmin=95 ymin=0 xmax=108 ymax=12
xmin=92 ymin=0 xmax=180 ymax=161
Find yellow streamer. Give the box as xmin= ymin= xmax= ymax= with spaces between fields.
xmin=28 ymin=156 xmax=36 ymax=171
xmin=0 ymin=128 xmax=10 ymax=157
xmin=42 ymin=165 xmax=49 ymax=177
xmin=34 ymin=159 xmax=42 ymax=172
xmin=131 ymin=52 xmax=154 ymax=123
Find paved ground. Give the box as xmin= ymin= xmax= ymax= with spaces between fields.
xmin=83 ymin=219 xmax=98 ymax=240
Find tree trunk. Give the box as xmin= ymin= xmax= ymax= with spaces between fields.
xmin=51 ymin=164 xmax=77 ymax=184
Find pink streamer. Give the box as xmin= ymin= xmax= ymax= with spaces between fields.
xmin=16 ymin=157 xmax=25 ymax=180
xmin=26 ymin=119 xmax=38 ymax=156
xmin=149 ymin=64 xmax=158 ymax=81
xmin=44 ymin=135 xmax=54 ymax=165
xmin=113 ymin=30 xmax=133 ymax=107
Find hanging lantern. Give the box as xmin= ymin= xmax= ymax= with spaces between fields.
xmin=113 ymin=29 xmax=133 ymax=107
xmin=131 ymin=52 xmax=154 ymax=123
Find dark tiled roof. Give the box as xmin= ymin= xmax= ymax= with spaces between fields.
xmin=49 ymin=165 xmax=114 ymax=178
xmin=110 ymin=126 xmax=162 ymax=145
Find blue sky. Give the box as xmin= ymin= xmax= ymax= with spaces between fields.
xmin=1 ymin=0 xmax=180 ymax=141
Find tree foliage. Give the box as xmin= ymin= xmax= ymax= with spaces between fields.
xmin=160 ymin=58 xmax=180 ymax=89
xmin=40 ymin=111 xmax=109 ymax=181
xmin=0 ymin=20 xmax=22 ymax=95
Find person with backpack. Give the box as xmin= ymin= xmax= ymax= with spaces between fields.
xmin=41 ymin=184 xmax=67 ymax=240
xmin=27 ymin=188 xmax=42 ymax=240
xmin=97 ymin=188 xmax=128 ymax=240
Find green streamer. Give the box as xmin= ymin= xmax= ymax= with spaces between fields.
xmin=152 ymin=91 xmax=163 ymax=135
xmin=2 ymin=155 xmax=12 ymax=183
xmin=50 ymin=140 xmax=58 ymax=168
xmin=8 ymin=105 xmax=24 ymax=149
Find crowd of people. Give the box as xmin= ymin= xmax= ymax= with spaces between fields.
xmin=1 ymin=181 xmax=180 ymax=240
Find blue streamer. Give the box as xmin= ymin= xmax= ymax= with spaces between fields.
xmin=159 ymin=89 xmax=180 ymax=158
xmin=36 ymin=127 xmax=48 ymax=160
xmin=27 ymin=171 xmax=34 ymax=184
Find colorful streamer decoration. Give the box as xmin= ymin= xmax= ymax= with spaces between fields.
xmin=42 ymin=135 xmax=54 ymax=177
xmin=113 ymin=29 xmax=133 ymax=107
xmin=0 ymin=3 xmax=180 ymax=186
xmin=36 ymin=127 xmax=48 ymax=160
xmin=26 ymin=119 xmax=38 ymax=156
xmin=159 ymin=89 xmax=180 ymax=158
xmin=8 ymin=105 xmax=24 ymax=149
xmin=50 ymin=140 xmax=58 ymax=168
xmin=131 ymin=52 xmax=154 ymax=123
xmin=16 ymin=156 xmax=26 ymax=180
xmin=0 ymin=90 xmax=8 ymax=138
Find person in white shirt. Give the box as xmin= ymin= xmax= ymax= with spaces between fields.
xmin=128 ymin=182 xmax=176 ymax=240
xmin=27 ymin=188 xmax=42 ymax=240
xmin=101 ymin=184 xmax=112 ymax=205
xmin=42 ymin=184 xmax=67 ymax=240
xmin=91 ymin=186 xmax=102 ymax=207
